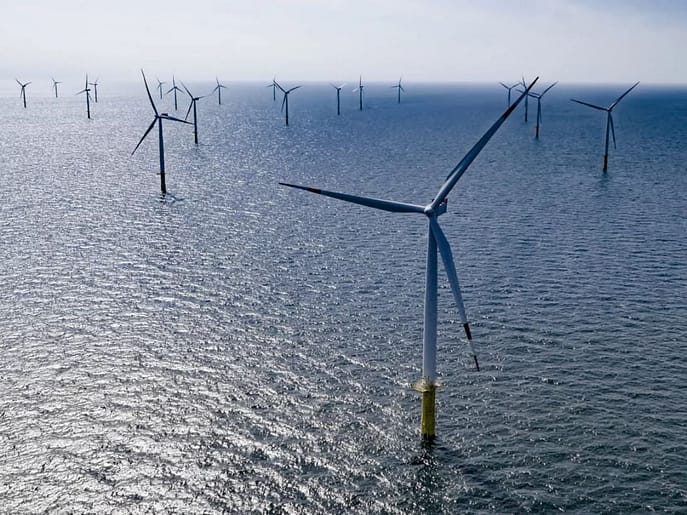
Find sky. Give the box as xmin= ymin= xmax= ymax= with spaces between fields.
xmin=2 ymin=0 xmax=686 ymax=85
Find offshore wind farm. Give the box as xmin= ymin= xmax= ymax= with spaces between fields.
xmin=2 ymin=0 xmax=687 ymax=513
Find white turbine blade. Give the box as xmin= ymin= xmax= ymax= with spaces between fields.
xmin=430 ymin=77 xmax=539 ymax=211
xmin=430 ymin=219 xmax=480 ymax=370
xmin=352 ymin=88 xmax=359 ymax=93
xmin=338 ymin=83 xmax=346 ymax=89
xmin=140 ymin=70 xmax=158 ymax=116
xmin=609 ymin=81 xmax=640 ymax=110
xmin=540 ymin=81 xmax=558 ymax=97
xmin=279 ymin=182 xmax=425 ymax=213
xmin=132 ymin=119 xmax=157 ymax=155
xmin=570 ymin=98 xmax=606 ymax=111
xmin=161 ymin=114 xmax=193 ymax=124
xmin=609 ymin=114 xmax=617 ymax=149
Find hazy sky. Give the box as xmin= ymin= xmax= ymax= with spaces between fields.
xmin=2 ymin=0 xmax=686 ymax=84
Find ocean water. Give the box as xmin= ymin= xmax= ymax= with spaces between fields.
xmin=0 ymin=80 xmax=686 ymax=513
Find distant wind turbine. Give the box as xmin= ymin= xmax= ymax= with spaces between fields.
xmin=165 ymin=75 xmax=182 ymax=111
xmin=76 ymin=75 xmax=93 ymax=119
xmin=88 ymin=78 xmax=99 ymax=102
xmin=212 ymin=77 xmax=228 ymax=105
xmin=52 ymin=78 xmax=62 ymax=98
xmin=353 ymin=76 xmax=365 ymax=111
xmin=274 ymin=80 xmax=301 ymax=126
xmin=499 ymin=81 xmax=519 ymax=107
xmin=181 ymin=82 xmax=206 ymax=144
xmin=267 ymin=76 xmax=277 ymax=102
xmin=571 ymin=82 xmax=639 ymax=171
xmin=391 ymin=77 xmax=405 ymax=104
xmin=330 ymin=83 xmax=345 ymax=115
xmin=156 ymin=78 xmax=166 ymax=100
xmin=132 ymin=69 xmax=191 ymax=194
xmin=281 ymin=77 xmax=539 ymax=442
xmin=528 ymin=82 xmax=558 ymax=138
xmin=16 ymin=79 xmax=30 ymax=108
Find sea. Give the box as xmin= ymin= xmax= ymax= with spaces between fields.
xmin=0 ymin=79 xmax=686 ymax=513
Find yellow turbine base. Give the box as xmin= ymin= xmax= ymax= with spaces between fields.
xmin=414 ymin=381 xmax=437 ymax=442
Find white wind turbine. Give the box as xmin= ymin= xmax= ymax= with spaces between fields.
xmin=281 ymin=78 xmax=539 ymax=442
xmin=88 ymin=78 xmax=99 ymax=102
xmin=353 ymin=75 xmax=365 ymax=111
xmin=212 ymin=77 xmax=228 ymax=105
xmin=181 ymin=81 xmax=206 ymax=144
xmin=571 ymin=82 xmax=639 ymax=171
xmin=165 ymin=75 xmax=182 ymax=111
xmin=16 ymin=79 xmax=30 ymax=108
xmin=76 ymin=74 xmax=93 ymax=119
xmin=392 ymin=77 xmax=405 ymax=104
xmin=132 ymin=70 xmax=191 ymax=194
xmin=275 ymin=80 xmax=301 ymax=126
xmin=156 ymin=77 xmax=166 ymax=99
xmin=52 ymin=78 xmax=62 ymax=98
xmin=528 ymin=81 xmax=557 ymax=138
xmin=499 ymin=81 xmax=519 ymax=107
xmin=330 ymin=83 xmax=345 ymax=115
xmin=267 ymin=76 xmax=277 ymax=102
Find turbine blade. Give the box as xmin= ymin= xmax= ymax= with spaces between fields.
xmin=132 ymin=119 xmax=157 ymax=155
xmin=499 ymin=82 xmax=509 ymax=89
xmin=281 ymin=94 xmax=286 ymax=113
xmin=279 ymin=182 xmax=425 ymax=213
xmin=181 ymin=81 xmax=193 ymax=98
xmin=609 ymin=81 xmax=640 ymax=110
xmin=541 ymin=81 xmax=558 ymax=96
xmin=570 ymin=98 xmax=607 ymax=111
xmin=430 ymin=77 xmax=539 ymax=210
xmin=160 ymin=114 xmax=193 ymax=125
xmin=184 ymin=101 xmax=193 ymax=121
xmin=287 ymin=86 xmax=301 ymax=93
xmin=430 ymin=219 xmax=479 ymax=370
xmin=140 ymin=69 xmax=158 ymax=116
xmin=274 ymin=80 xmax=286 ymax=93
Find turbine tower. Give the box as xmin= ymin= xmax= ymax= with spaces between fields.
xmin=520 ymin=76 xmax=530 ymax=122
xmin=16 ymin=79 xmax=30 ymax=108
xmin=282 ymin=78 xmax=539 ymax=442
xmin=392 ymin=77 xmax=405 ymax=104
xmin=274 ymin=80 xmax=301 ymax=126
xmin=571 ymin=82 xmax=639 ymax=171
xmin=212 ymin=77 xmax=228 ymax=105
xmin=267 ymin=76 xmax=277 ymax=102
xmin=132 ymin=70 xmax=191 ymax=194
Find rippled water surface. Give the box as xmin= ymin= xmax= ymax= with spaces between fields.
xmin=1 ymin=82 xmax=686 ymax=513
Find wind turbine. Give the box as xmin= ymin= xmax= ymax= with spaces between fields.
xmin=499 ymin=81 xmax=519 ymax=107
xmin=156 ymin=78 xmax=166 ymax=99
xmin=181 ymin=82 xmax=205 ymax=144
xmin=330 ymin=83 xmax=345 ymax=115
xmin=391 ymin=77 xmax=405 ymax=104
xmin=212 ymin=77 xmax=228 ymax=105
xmin=274 ymin=80 xmax=301 ymax=126
xmin=267 ymin=76 xmax=277 ymax=102
xmin=281 ymin=78 xmax=539 ymax=442
xmin=132 ymin=70 xmax=191 ymax=194
xmin=16 ymin=79 xmax=30 ymax=108
xmin=88 ymin=78 xmax=99 ymax=102
xmin=76 ymin=75 xmax=93 ymax=119
xmin=571 ymin=82 xmax=639 ymax=171
xmin=165 ymin=75 xmax=182 ymax=111
xmin=528 ymin=82 xmax=558 ymax=139
xmin=52 ymin=78 xmax=62 ymax=98
xmin=353 ymin=75 xmax=365 ymax=111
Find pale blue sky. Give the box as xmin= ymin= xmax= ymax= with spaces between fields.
xmin=1 ymin=0 xmax=686 ymax=84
